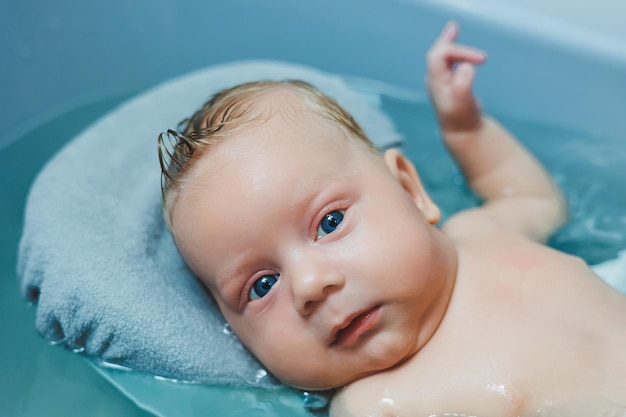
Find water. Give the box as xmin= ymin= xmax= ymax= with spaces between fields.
xmin=0 ymin=94 xmax=153 ymax=417
xmin=1 ymin=87 xmax=624 ymax=416
xmin=382 ymin=94 xmax=626 ymax=264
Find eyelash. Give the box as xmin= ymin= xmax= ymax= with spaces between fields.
xmin=315 ymin=209 xmax=346 ymax=240
xmin=249 ymin=274 xmax=279 ymax=301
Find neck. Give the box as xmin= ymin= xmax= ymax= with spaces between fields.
xmin=416 ymin=231 xmax=458 ymax=353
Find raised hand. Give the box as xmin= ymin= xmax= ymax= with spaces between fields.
xmin=426 ymin=21 xmax=487 ymax=133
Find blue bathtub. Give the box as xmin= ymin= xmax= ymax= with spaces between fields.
xmin=1 ymin=1 xmax=625 ymax=416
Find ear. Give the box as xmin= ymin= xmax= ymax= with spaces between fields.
xmin=383 ymin=149 xmax=441 ymax=224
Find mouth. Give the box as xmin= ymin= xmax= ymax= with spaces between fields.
xmin=330 ymin=305 xmax=381 ymax=348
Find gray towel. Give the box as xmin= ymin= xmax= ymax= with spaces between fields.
xmin=17 ymin=60 xmax=403 ymax=387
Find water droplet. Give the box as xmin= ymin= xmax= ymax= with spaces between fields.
xmin=93 ymin=359 xmax=133 ymax=372
xmin=49 ymin=336 xmax=66 ymax=346
xmin=255 ymin=369 xmax=267 ymax=382
xmin=303 ymin=391 xmax=331 ymax=412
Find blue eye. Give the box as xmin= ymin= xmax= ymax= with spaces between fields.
xmin=316 ymin=210 xmax=345 ymax=239
xmin=250 ymin=274 xmax=279 ymax=300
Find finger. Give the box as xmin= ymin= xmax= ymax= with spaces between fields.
xmin=427 ymin=43 xmax=486 ymax=81
xmin=436 ymin=21 xmax=459 ymax=44
xmin=443 ymin=44 xmax=487 ymax=66
xmin=452 ymin=62 xmax=476 ymax=93
xmin=430 ymin=21 xmax=486 ymax=66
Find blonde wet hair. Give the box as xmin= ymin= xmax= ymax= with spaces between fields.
xmin=158 ymin=80 xmax=376 ymax=230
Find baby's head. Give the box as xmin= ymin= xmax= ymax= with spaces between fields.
xmin=159 ymin=80 xmax=375 ymax=229
xmin=159 ymin=81 xmax=455 ymax=390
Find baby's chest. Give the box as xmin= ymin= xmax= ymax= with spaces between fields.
xmin=332 ymin=364 xmax=530 ymax=417
xmin=369 ymin=359 xmax=531 ymax=417
xmin=334 ymin=316 xmax=604 ymax=417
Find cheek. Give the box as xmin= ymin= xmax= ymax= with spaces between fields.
xmin=360 ymin=202 xmax=440 ymax=297
xmin=225 ymin=311 xmax=341 ymax=389
xmin=361 ymin=196 xmax=429 ymax=260
xmin=244 ymin=328 xmax=331 ymax=388
xmin=226 ymin=312 xmax=309 ymax=370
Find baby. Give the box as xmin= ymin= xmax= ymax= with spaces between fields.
xmin=158 ymin=22 xmax=626 ymax=416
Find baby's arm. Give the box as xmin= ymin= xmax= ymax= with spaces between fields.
xmin=427 ymin=22 xmax=567 ymax=242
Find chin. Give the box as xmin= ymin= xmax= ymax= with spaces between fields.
xmin=370 ymin=330 xmax=419 ymax=367
xmin=282 ymin=375 xmax=345 ymax=392
xmin=282 ymin=365 xmax=375 ymax=391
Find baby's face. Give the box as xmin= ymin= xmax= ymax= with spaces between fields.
xmin=172 ymin=108 xmax=457 ymax=390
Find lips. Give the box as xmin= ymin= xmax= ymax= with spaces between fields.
xmin=330 ymin=305 xmax=380 ymax=348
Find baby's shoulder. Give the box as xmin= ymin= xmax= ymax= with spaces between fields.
xmin=329 ymin=360 xmax=440 ymax=417
xmin=440 ymin=207 xmax=503 ymax=243
xmin=329 ymin=375 xmax=402 ymax=417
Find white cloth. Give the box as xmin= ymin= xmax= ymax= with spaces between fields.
xmin=593 ymin=249 xmax=626 ymax=293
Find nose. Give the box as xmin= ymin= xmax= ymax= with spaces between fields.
xmin=290 ymin=256 xmax=345 ymax=316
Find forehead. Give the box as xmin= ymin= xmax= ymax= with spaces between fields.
xmin=183 ymin=113 xmax=364 ymax=216
xmin=186 ymin=93 xmax=374 ymax=192
xmin=171 ymin=103 xmax=382 ymax=273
